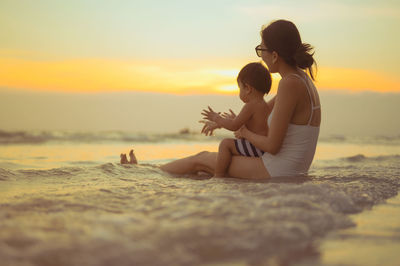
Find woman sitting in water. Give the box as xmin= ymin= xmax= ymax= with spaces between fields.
xmin=121 ymin=19 xmax=321 ymax=179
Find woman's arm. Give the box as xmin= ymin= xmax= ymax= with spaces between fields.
xmin=202 ymin=104 xmax=253 ymax=131
xmin=236 ymin=78 xmax=300 ymax=154
xmin=267 ymin=95 xmax=276 ymax=110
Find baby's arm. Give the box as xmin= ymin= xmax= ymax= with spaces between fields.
xmin=202 ymin=104 xmax=254 ymax=132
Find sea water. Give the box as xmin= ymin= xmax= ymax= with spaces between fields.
xmin=0 ymin=130 xmax=399 ymax=266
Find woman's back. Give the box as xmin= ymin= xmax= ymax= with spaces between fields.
xmin=263 ymin=72 xmax=320 ymax=177
xmin=285 ymin=71 xmax=321 ymax=127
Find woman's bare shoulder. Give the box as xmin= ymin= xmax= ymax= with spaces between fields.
xmin=278 ymin=75 xmax=305 ymax=91
xmin=276 ymin=75 xmax=307 ymax=101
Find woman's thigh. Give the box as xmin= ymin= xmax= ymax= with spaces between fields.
xmin=193 ymin=152 xmax=270 ymax=179
xmin=227 ymin=156 xmax=271 ymax=179
xmin=196 ymin=151 xmax=218 ymax=174
xmin=160 ymin=151 xmax=217 ymax=175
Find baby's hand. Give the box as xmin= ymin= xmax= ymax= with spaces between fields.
xmin=221 ymin=109 xmax=236 ymax=120
xmin=199 ymin=120 xmax=219 ymax=136
xmin=201 ymin=106 xmax=221 ymax=122
xmin=234 ymin=125 xmax=248 ymax=139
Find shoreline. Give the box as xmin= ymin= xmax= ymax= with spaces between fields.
xmin=319 ymin=192 xmax=400 ymax=266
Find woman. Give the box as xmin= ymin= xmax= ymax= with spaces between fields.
xmin=128 ymin=20 xmax=321 ymax=179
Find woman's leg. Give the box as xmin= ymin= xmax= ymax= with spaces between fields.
xmin=215 ymin=138 xmax=240 ymax=177
xmin=227 ymin=156 xmax=271 ymax=179
xmin=159 ymin=151 xmax=270 ymax=179
xmin=159 ymin=151 xmax=217 ymax=175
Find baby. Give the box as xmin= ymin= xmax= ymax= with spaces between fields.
xmin=202 ymin=62 xmax=272 ymax=177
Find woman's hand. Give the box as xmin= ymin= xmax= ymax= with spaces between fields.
xmin=234 ymin=125 xmax=250 ymax=139
xmin=221 ymin=109 xmax=236 ymax=120
xmin=199 ymin=120 xmax=220 ymax=136
xmin=201 ymin=106 xmax=221 ymax=122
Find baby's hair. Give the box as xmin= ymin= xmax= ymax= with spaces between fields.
xmin=237 ymin=62 xmax=271 ymax=94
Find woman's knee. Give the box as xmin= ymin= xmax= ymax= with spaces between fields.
xmin=191 ymin=151 xmax=210 ymax=169
xmin=192 ymin=151 xmax=217 ymax=173
xmin=193 ymin=151 xmax=210 ymax=158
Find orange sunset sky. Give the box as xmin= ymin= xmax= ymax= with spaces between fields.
xmin=0 ymin=0 xmax=399 ymax=135
xmin=1 ymin=0 xmax=399 ymax=94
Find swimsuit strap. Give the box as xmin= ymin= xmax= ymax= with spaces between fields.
xmin=286 ymin=73 xmax=318 ymax=125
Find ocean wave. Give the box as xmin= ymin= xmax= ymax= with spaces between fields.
xmin=0 ymin=129 xmax=221 ymax=144
xmin=343 ymin=154 xmax=367 ymax=162
xmin=1 ymin=153 xmax=398 ymax=208
xmin=1 ymin=154 xmax=398 ymax=182
xmin=0 ymin=155 xmax=399 ymax=266
xmin=339 ymin=154 xmax=400 ymax=162
xmin=2 ymin=129 xmax=400 ymax=145
xmin=319 ymin=134 xmax=400 ymax=145
xmin=0 ymin=168 xmax=16 ymax=181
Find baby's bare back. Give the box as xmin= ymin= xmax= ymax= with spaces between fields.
xmin=245 ymin=101 xmax=270 ymax=136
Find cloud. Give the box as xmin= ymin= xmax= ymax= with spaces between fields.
xmin=236 ymin=2 xmax=400 ymax=23
xmin=315 ymin=67 xmax=400 ymax=92
xmin=0 ymin=56 xmax=398 ymax=94
xmin=0 ymin=57 xmax=243 ymax=95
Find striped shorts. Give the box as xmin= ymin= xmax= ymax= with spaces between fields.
xmin=234 ymin=138 xmax=265 ymax=157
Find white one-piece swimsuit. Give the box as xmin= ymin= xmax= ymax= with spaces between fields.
xmin=262 ymin=73 xmax=320 ymax=177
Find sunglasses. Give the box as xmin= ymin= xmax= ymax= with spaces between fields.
xmin=255 ymin=45 xmax=269 ymax=57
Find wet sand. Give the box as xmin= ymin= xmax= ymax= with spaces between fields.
xmin=320 ymin=193 xmax=400 ymax=266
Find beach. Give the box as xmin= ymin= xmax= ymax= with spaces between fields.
xmin=0 ymin=131 xmax=399 ymax=265
xmin=321 ymin=194 xmax=400 ymax=266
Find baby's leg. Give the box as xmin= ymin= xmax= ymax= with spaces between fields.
xmin=214 ymin=138 xmax=240 ymax=177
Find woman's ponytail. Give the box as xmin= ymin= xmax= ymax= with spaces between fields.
xmin=294 ymin=43 xmax=317 ymax=80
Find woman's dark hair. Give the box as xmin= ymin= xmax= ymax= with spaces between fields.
xmin=261 ymin=20 xmax=317 ymax=80
xmin=237 ymin=62 xmax=271 ymax=94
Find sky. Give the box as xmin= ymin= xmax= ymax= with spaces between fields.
xmin=0 ymin=0 xmax=399 ymax=136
